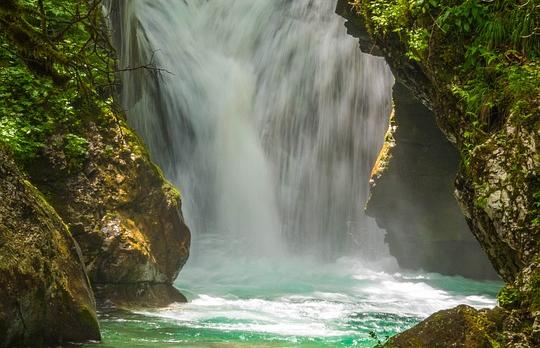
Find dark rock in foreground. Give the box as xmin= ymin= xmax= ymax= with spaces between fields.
xmin=0 ymin=149 xmax=100 ymax=346
xmin=380 ymin=305 xmax=506 ymax=348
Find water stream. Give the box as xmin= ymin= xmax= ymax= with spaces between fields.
xmin=92 ymin=243 xmax=500 ymax=347
xmin=100 ymin=0 xmax=501 ymax=346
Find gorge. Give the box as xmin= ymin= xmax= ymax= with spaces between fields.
xmin=0 ymin=0 xmax=538 ymax=347
xmin=97 ymin=0 xmax=500 ymax=346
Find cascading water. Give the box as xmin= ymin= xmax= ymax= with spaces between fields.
xmin=96 ymin=1 xmax=501 ymax=347
xmin=109 ymin=0 xmax=393 ymax=260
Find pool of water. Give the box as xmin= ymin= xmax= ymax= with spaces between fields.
xmin=88 ymin=249 xmax=501 ymax=347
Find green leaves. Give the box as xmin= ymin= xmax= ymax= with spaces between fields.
xmin=436 ymin=0 xmax=487 ymax=35
xmin=0 ymin=0 xmax=115 ymax=164
xmin=406 ymin=27 xmax=429 ymax=61
xmin=497 ymin=285 xmax=522 ymax=309
xmin=63 ymin=133 xmax=89 ymax=170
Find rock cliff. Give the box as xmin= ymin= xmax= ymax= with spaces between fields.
xmin=337 ymin=1 xmax=497 ymax=280
xmin=367 ymin=82 xmax=497 ymax=279
xmin=0 ymin=0 xmax=192 ymax=343
xmin=338 ymin=0 xmax=539 ymax=346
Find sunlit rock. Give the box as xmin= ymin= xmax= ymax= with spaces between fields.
xmin=25 ymin=115 xmax=191 ymax=308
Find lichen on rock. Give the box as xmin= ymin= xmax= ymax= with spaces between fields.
xmin=379 ymin=305 xmax=507 ymax=348
xmin=25 ymin=113 xmax=191 ymax=308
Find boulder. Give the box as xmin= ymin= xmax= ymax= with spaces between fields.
xmin=381 ymin=305 xmax=506 ymax=348
xmin=26 ymin=114 xmax=191 ymax=308
xmin=0 ymin=149 xmax=100 ymax=346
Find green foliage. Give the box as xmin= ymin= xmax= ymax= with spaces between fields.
xmin=0 ymin=56 xmax=77 ymax=159
xmin=497 ymin=285 xmax=522 ymax=309
xmin=63 ymin=133 xmax=89 ymax=170
xmin=436 ymin=0 xmax=488 ymax=35
xmin=0 ymin=0 xmax=115 ymax=90
xmin=0 ymin=0 xmax=115 ymax=164
xmin=361 ymin=0 xmax=409 ymax=34
xmin=352 ymin=0 xmax=539 ymax=172
xmin=406 ymin=27 xmax=429 ymax=62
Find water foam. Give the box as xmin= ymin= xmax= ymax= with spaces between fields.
xmin=131 ymin=254 xmax=499 ymax=340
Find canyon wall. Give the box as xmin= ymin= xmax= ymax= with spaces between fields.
xmin=0 ymin=1 xmax=191 ymax=344
xmin=337 ymin=1 xmax=497 ymax=279
xmin=338 ymin=0 xmax=539 ymax=346
xmin=368 ymin=83 xmax=497 ymax=279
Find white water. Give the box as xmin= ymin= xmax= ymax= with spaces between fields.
xmin=110 ymin=0 xmax=393 ymax=260
xmin=95 ymin=233 xmax=499 ymax=346
xmin=95 ymin=242 xmax=498 ymax=346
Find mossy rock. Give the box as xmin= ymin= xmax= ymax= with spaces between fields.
xmin=0 ymin=148 xmax=100 ymax=346
xmin=25 ymin=112 xmax=191 ymax=307
xmin=381 ymin=305 xmax=505 ymax=348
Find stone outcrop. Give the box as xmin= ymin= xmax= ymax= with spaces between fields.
xmin=0 ymin=1 xmax=191 ymax=345
xmin=337 ymin=0 xmax=539 ymax=346
xmin=0 ymin=148 xmax=100 ymax=346
xmin=25 ymin=113 xmax=191 ymax=308
xmin=367 ymin=82 xmax=497 ymax=279
xmin=338 ymin=0 xmax=539 ymax=282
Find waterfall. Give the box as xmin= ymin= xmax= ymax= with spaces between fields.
xmin=100 ymin=6 xmax=502 ymax=344
xmin=107 ymin=0 xmax=394 ymax=261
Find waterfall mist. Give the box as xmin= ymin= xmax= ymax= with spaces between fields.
xmin=108 ymin=0 xmax=394 ymax=263
xmin=98 ymin=3 xmax=504 ymax=344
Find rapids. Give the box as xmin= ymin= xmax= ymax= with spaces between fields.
xmin=89 ymin=234 xmax=500 ymax=347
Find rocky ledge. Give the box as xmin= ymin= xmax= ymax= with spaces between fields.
xmin=0 ymin=110 xmax=191 ymax=346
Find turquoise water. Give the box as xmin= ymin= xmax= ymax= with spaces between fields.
xmin=89 ymin=238 xmax=501 ymax=348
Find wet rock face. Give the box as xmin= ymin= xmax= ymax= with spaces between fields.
xmin=337 ymin=0 xmax=539 ymax=285
xmin=94 ymin=283 xmax=187 ymax=308
xmin=0 ymin=149 xmax=100 ymax=346
xmin=26 ymin=115 xmax=191 ymax=307
xmin=337 ymin=2 xmax=496 ymax=279
xmin=367 ymin=83 xmax=497 ymax=279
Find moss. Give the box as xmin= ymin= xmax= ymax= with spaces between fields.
xmin=0 ymin=149 xmax=100 ymax=345
xmin=381 ymin=305 xmax=505 ymax=347
xmin=117 ymin=117 xmax=182 ymax=201
xmin=528 ymin=268 xmax=540 ymax=312
xmin=350 ymin=0 xmax=539 ymax=171
xmin=370 ymin=106 xmax=396 ymax=179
